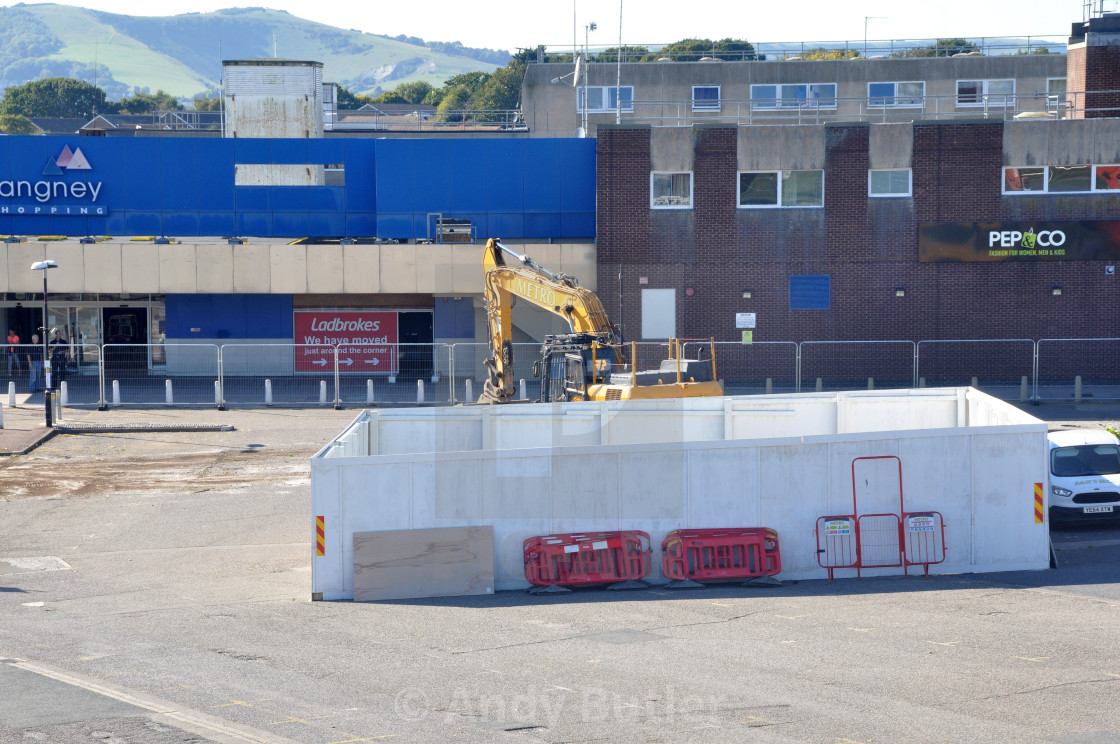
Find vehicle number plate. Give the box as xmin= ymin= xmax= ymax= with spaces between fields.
xmin=1083 ymin=505 xmax=1114 ymax=514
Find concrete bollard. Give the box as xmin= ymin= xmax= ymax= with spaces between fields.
xmin=465 ymin=379 xmax=473 ymax=402
xmin=214 ymin=381 xmax=221 ymax=405
xmin=1075 ymin=375 xmax=1082 ymax=402
xmin=165 ymin=379 xmax=173 ymax=404
xmin=519 ymin=379 xmax=527 ymax=400
xmin=815 ymin=377 xmax=823 ymax=392
xmin=265 ymin=379 xmax=273 ymax=404
xmin=319 ymin=381 xmax=328 ymax=405
xmin=765 ymin=378 xmax=773 ymax=394
xmin=868 ymin=377 xmax=875 ymax=390
xmin=417 ymin=379 xmax=425 ymax=403
xmin=0 ymin=399 xmax=4 ymax=429
xmin=971 ymin=376 xmax=979 ymax=389
xmin=919 ymin=377 xmax=926 ymax=388
xmin=112 ymin=380 xmax=120 ymax=405
xmin=7 ymin=381 xmax=14 ymax=407
xmin=1020 ymin=376 xmax=1029 ymax=402
xmin=366 ymin=380 xmax=374 ymax=405
xmin=61 ymin=380 xmax=68 ymax=406
xmin=53 ymin=390 xmax=62 ymax=422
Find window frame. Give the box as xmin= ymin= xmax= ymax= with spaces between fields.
xmin=737 ymin=169 xmax=825 ymax=209
xmin=1046 ymin=77 xmax=1067 ymax=111
xmin=750 ymin=83 xmax=837 ymax=110
xmin=1004 ymin=165 xmax=1100 ymax=195
xmin=956 ymin=78 xmax=1016 ymax=107
xmin=577 ymin=85 xmax=635 ymax=113
xmin=867 ymin=81 xmax=926 ymax=109
xmin=691 ymin=85 xmax=721 ymax=112
xmin=650 ymin=171 xmax=694 ymax=210
xmin=868 ymin=169 xmax=912 ymax=197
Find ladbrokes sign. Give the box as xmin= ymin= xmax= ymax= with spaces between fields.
xmin=919 ymin=221 xmax=1120 ymax=262
xmin=0 ymin=145 xmax=107 ymax=216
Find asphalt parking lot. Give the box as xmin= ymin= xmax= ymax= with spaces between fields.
xmin=1 ymin=402 xmax=1119 ymax=744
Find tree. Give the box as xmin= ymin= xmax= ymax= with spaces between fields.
xmin=436 ymin=84 xmax=471 ymax=122
xmin=393 ymin=81 xmax=435 ymax=105
xmin=0 ymin=77 xmax=108 ymax=119
xmin=0 ymin=113 xmax=38 ymax=134
xmin=893 ymin=38 xmax=980 ymax=58
xmin=641 ymin=38 xmax=760 ymax=62
xmin=334 ymin=85 xmax=370 ymax=109
xmin=595 ymin=46 xmax=650 ymax=63
xmin=113 ymin=89 xmax=182 ymax=114
xmin=800 ymin=47 xmax=860 ymax=60
xmin=471 ymin=61 xmax=525 ymax=118
xmin=192 ymin=95 xmax=222 ymax=111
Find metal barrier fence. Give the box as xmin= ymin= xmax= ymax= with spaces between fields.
xmin=5 ymin=338 xmax=1119 ymax=409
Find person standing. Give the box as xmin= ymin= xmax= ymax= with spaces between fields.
xmin=6 ymin=329 xmax=19 ymax=376
xmin=27 ymin=334 xmax=43 ymax=392
xmin=50 ymin=329 xmax=69 ymax=388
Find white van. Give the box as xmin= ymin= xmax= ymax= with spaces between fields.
xmin=1047 ymin=429 xmax=1120 ymax=523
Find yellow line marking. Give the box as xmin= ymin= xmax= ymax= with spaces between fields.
xmin=1012 ymin=656 xmax=1050 ymax=663
xmin=268 ymin=716 xmax=309 ymax=725
xmin=926 ymin=641 xmax=960 ymax=647
xmin=780 ymin=640 xmax=798 ymax=644
xmin=1107 ymin=674 xmax=1120 ymax=679
xmin=847 ymin=627 xmax=874 ymax=633
xmin=327 ymin=737 xmax=394 ymax=743
xmin=775 ymin=614 xmax=806 ymax=619
xmin=211 ymin=700 xmax=252 ymax=708
xmin=711 ymin=602 xmax=732 ymax=607
xmin=837 ymin=739 xmax=868 ymax=744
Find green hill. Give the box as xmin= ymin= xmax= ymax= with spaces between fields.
xmin=0 ymin=4 xmax=511 ymax=101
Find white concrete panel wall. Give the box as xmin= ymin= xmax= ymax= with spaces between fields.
xmin=311 ymin=389 xmax=1050 ymax=599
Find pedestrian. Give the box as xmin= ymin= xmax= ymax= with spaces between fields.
xmin=50 ymin=329 xmax=69 ymax=388
xmin=5 ymin=329 xmax=19 ymax=376
xmin=27 ymin=334 xmax=43 ymax=392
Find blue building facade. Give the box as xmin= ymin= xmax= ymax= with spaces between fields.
xmin=0 ymin=136 xmax=596 ymax=239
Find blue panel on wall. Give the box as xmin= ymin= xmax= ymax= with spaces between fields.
xmin=0 ymin=137 xmax=9 ymax=170
xmin=309 ymin=139 xmax=346 ymax=163
xmin=374 ymin=142 xmax=414 ymax=213
xmin=489 ymin=213 xmax=524 ymax=237
xmin=789 ymin=275 xmax=831 ymax=310
xmin=244 ymin=294 xmax=294 ymax=338
xmin=308 ymin=212 xmax=345 ymax=236
xmin=433 ymin=297 xmax=474 ymax=338
xmin=47 ymin=216 xmax=87 ymax=236
xmin=410 ymin=140 xmax=451 ymax=213
xmin=524 ymin=140 xmax=560 ymax=212
xmin=20 ymin=216 xmax=52 ymax=234
xmin=449 ymin=140 xmax=487 ymax=212
xmin=234 ymin=139 xmax=271 ymax=163
xmin=163 ymin=212 xmax=200 ymax=235
xmin=560 ymin=139 xmax=596 ymax=213
xmin=560 ymin=212 xmax=595 ymax=238
xmin=376 ymin=214 xmax=413 ymax=239
xmin=102 ymin=211 xmax=127 ymax=235
xmin=124 ymin=211 xmax=162 ymax=234
xmin=198 ymin=212 xmax=236 ymax=236
xmin=237 ymin=212 xmax=272 ymax=235
xmin=197 ymin=139 xmax=236 ymax=211
xmin=161 ymin=139 xmax=198 ymax=210
xmin=269 ymin=186 xmax=309 ymax=211
xmin=211 ymin=295 xmax=247 ymax=338
xmin=270 ymin=139 xmax=309 ymax=164
xmin=485 ymin=142 xmax=525 ymax=212
xmin=235 ymin=187 xmax=269 ymax=211
xmin=122 ymin=139 xmax=162 ymax=210
xmin=344 ymin=141 xmax=376 ymax=213
xmin=345 ymin=213 xmax=378 ymax=236
xmin=525 ymin=213 xmax=561 ymax=236
xmin=166 ymin=295 xmax=214 ymax=337
xmin=0 ymin=216 xmax=10 ymax=234
xmin=308 ymin=187 xmax=345 ymax=212
xmin=272 ymin=211 xmax=309 ymax=236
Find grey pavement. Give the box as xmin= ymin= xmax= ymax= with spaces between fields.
xmin=0 ymin=402 xmax=1119 ymax=743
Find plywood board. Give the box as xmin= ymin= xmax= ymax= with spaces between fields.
xmin=353 ymin=526 xmax=494 ymax=602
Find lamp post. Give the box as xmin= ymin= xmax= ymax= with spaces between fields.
xmin=30 ymin=259 xmax=58 ymax=428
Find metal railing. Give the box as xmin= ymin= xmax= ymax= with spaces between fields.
xmin=5 ymin=338 xmax=1119 ymax=409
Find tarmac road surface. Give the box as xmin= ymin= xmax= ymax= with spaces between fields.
xmin=1 ymin=403 xmax=1119 ymax=743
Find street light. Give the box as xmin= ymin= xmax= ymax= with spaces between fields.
xmin=30 ymin=259 xmax=58 ymax=428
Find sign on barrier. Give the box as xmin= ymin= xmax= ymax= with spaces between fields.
xmin=816 ymin=516 xmax=858 ymax=581
xmin=293 ymin=311 xmax=398 ymax=374
xmin=903 ymin=511 xmax=946 ymax=576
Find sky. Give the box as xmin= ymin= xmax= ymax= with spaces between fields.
xmin=0 ymin=0 xmax=1104 ymax=52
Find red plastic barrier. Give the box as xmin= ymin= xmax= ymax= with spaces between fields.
xmin=523 ymin=531 xmax=651 ymax=587
xmin=661 ymin=528 xmax=781 ymax=582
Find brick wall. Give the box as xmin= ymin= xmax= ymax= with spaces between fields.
xmin=595 ymin=122 xmax=1120 ymax=383
xmin=1067 ymin=44 xmax=1120 ymax=118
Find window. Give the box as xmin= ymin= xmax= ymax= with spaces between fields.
xmin=957 ymin=79 xmax=1015 ymax=107
xmin=1004 ymin=165 xmax=1095 ymax=194
xmin=789 ymin=275 xmax=830 ymax=310
xmin=324 ymin=164 xmax=345 ymax=186
xmin=1095 ymin=165 xmax=1120 ymax=191
xmin=577 ymin=86 xmax=634 ymax=113
xmin=867 ymin=81 xmax=925 ymax=108
xmin=869 ymin=169 xmax=912 ymax=197
xmin=692 ymin=85 xmax=721 ymax=111
xmin=1049 ymin=165 xmax=1092 ymax=193
xmin=750 ymin=83 xmax=837 ymax=109
xmin=651 ymin=172 xmax=693 ymax=209
xmin=738 ymin=170 xmax=824 ymax=208
xmin=1047 ymin=78 xmax=1067 ymax=111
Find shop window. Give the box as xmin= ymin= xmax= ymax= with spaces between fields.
xmin=750 ymin=83 xmax=837 ymax=109
xmin=1005 ymin=165 xmax=1093 ymax=194
xmin=868 ymin=81 xmax=925 ymax=108
xmin=651 ymin=172 xmax=693 ymax=209
xmin=1095 ymin=165 xmax=1120 ymax=190
xmin=957 ymin=79 xmax=1015 ymax=107
xmin=869 ymin=169 xmax=912 ymax=197
xmin=577 ymin=86 xmax=635 ymax=113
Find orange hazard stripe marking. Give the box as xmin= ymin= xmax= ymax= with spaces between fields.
xmin=316 ymin=516 xmax=326 ymax=556
xmin=1034 ymin=482 xmax=1044 ymax=524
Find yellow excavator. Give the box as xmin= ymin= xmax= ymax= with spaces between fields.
xmin=480 ymin=238 xmax=724 ymax=403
